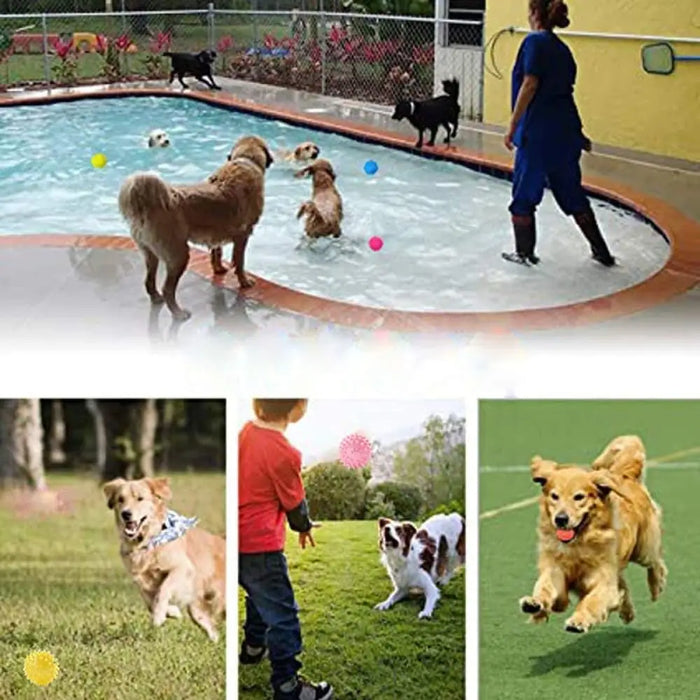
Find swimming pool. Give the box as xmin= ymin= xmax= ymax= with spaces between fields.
xmin=0 ymin=95 xmax=669 ymax=313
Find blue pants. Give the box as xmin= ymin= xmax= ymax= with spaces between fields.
xmin=239 ymin=551 xmax=303 ymax=689
xmin=509 ymin=145 xmax=589 ymax=217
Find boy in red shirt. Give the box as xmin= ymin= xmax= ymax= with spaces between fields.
xmin=239 ymin=399 xmax=333 ymax=700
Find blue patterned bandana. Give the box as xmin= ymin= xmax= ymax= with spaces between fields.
xmin=147 ymin=510 xmax=198 ymax=550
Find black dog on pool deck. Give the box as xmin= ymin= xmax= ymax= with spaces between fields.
xmin=164 ymin=50 xmax=221 ymax=90
xmin=391 ymin=78 xmax=461 ymax=149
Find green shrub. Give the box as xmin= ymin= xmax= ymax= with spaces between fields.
xmin=366 ymin=481 xmax=423 ymax=521
xmin=422 ymin=500 xmax=465 ymax=519
xmin=364 ymin=490 xmax=397 ymax=521
xmin=303 ymin=461 xmax=366 ymax=521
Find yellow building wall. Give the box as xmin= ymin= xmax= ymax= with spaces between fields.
xmin=483 ymin=0 xmax=700 ymax=162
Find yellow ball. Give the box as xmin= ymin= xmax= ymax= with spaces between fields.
xmin=24 ymin=650 xmax=59 ymax=687
xmin=91 ymin=153 xmax=107 ymax=168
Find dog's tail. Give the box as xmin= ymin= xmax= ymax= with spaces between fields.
xmin=442 ymin=78 xmax=460 ymax=102
xmin=591 ymin=435 xmax=646 ymax=482
xmin=118 ymin=172 xmax=172 ymax=227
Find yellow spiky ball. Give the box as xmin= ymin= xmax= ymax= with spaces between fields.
xmin=24 ymin=650 xmax=59 ymax=686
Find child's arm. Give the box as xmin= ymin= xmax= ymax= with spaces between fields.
xmin=286 ymin=498 xmax=313 ymax=533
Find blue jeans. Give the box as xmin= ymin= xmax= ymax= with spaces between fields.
xmin=239 ymin=551 xmax=303 ymax=689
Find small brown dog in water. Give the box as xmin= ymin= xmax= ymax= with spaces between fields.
xmin=103 ymin=477 xmax=225 ymax=642
xmin=520 ymin=436 xmax=667 ymax=634
xmin=278 ymin=141 xmax=320 ymax=164
xmin=118 ymin=135 xmax=273 ymax=321
xmin=295 ymin=159 xmax=343 ymax=239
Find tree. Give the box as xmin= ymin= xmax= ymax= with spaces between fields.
xmin=48 ymin=399 xmax=67 ymax=464
xmin=93 ymin=400 xmax=158 ymax=482
xmin=393 ymin=414 xmax=466 ymax=511
xmin=0 ymin=399 xmax=46 ymax=490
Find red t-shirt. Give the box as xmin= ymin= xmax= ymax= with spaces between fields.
xmin=238 ymin=421 xmax=306 ymax=554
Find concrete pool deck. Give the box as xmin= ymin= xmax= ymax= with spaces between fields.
xmin=0 ymin=79 xmax=699 ymax=360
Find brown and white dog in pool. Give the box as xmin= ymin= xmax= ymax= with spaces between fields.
xmin=103 ymin=477 xmax=226 ymax=642
xmin=375 ymin=512 xmax=465 ymax=619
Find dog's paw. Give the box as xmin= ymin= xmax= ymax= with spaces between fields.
xmin=648 ymin=563 xmax=668 ymax=601
xmin=374 ymin=601 xmax=391 ymax=612
xmin=237 ymin=274 xmax=255 ymax=290
xmin=619 ymin=604 xmax=635 ymax=624
xmin=564 ymin=616 xmax=590 ymax=634
xmin=519 ymin=596 xmax=543 ymax=615
xmin=149 ymin=292 xmax=165 ymax=305
xmin=171 ymin=307 xmax=192 ymax=322
xmin=208 ymin=629 xmax=220 ymax=643
xmin=167 ymin=605 xmax=182 ymax=620
xmin=418 ymin=610 xmax=433 ymax=620
xmin=152 ymin=611 xmax=167 ymax=627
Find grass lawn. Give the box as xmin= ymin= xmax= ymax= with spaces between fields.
xmin=479 ymin=400 xmax=700 ymax=700
xmin=0 ymin=472 xmax=226 ymax=700
xmin=238 ymin=520 xmax=466 ymax=700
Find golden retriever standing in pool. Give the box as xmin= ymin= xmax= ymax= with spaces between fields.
xmin=118 ymin=135 xmax=273 ymax=321
xmin=295 ymin=159 xmax=343 ymax=238
xmin=520 ymin=435 xmax=667 ymax=633
xmin=103 ymin=477 xmax=225 ymax=642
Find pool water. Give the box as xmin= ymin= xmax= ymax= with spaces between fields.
xmin=0 ymin=96 xmax=669 ymax=313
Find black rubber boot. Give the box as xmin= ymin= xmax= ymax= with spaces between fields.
xmin=502 ymin=215 xmax=539 ymax=265
xmin=573 ymin=208 xmax=616 ymax=266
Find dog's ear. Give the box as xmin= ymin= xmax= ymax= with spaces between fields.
xmin=103 ymin=478 xmax=126 ymax=509
xmin=145 ymin=477 xmax=172 ymax=502
xmin=591 ymin=471 xmax=629 ymax=500
xmin=400 ymin=521 xmax=417 ymax=541
xmin=378 ymin=517 xmax=391 ymax=529
xmin=531 ymin=455 xmax=557 ymax=488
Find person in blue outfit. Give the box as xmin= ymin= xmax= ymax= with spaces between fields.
xmin=502 ymin=0 xmax=615 ymax=267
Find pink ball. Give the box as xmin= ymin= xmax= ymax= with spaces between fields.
xmin=339 ymin=433 xmax=372 ymax=469
xmin=369 ymin=236 xmax=384 ymax=252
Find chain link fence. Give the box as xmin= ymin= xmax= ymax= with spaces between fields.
xmin=0 ymin=5 xmax=484 ymax=119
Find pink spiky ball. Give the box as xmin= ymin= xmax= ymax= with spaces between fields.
xmin=339 ymin=433 xmax=372 ymax=469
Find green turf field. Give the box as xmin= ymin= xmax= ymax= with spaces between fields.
xmin=0 ymin=473 xmax=225 ymax=699
xmin=238 ymin=520 xmax=466 ymax=700
xmin=479 ymin=400 xmax=700 ymax=700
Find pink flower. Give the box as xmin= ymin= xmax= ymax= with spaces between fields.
xmin=412 ymin=43 xmax=434 ymax=65
xmin=52 ymin=37 xmax=73 ymax=60
xmin=114 ymin=34 xmax=131 ymax=52
xmin=216 ymin=35 xmax=234 ymax=53
xmin=149 ymin=32 xmax=171 ymax=53
xmin=263 ymin=34 xmax=277 ymax=50
xmin=95 ymin=34 xmax=108 ymax=55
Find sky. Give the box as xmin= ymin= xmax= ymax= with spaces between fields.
xmin=239 ymin=398 xmax=464 ymax=464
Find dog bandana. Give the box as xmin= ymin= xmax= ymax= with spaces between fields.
xmin=147 ymin=510 xmax=198 ymax=550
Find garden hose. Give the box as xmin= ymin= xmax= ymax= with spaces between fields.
xmin=483 ymin=27 xmax=516 ymax=80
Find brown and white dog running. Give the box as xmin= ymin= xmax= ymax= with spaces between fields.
xmin=375 ymin=512 xmax=465 ymax=619
xmin=295 ymin=159 xmax=343 ymax=239
xmin=103 ymin=477 xmax=226 ymax=642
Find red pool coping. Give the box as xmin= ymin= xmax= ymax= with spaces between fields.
xmin=2 ymin=86 xmax=700 ymax=333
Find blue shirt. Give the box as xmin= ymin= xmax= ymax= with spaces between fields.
xmin=511 ymin=31 xmax=584 ymax=154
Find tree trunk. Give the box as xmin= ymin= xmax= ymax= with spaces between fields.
xmin=48 ymin=399 xmax=67 ymax=464
xmin=137 ymin=399 xmax=158 ymax=478
xmin=0 ymin=399 xmax=46 ymax=490
xmin=159 ymin=399 xmax=175 ymax=472
xmin=86 ymin=399 xmax=107 ymax=478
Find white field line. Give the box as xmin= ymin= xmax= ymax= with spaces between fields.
xmin=479 ymin=446 xmax=700 ymax=520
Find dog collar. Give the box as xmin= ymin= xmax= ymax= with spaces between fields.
xmin=146 ymin=509 xmax=198 ymax=550
xmin=408 ymin=101 xmax=415 ymax=116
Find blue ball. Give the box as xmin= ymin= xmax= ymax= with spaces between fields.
xmin=364 ymin=160 xmax=378 ymax=176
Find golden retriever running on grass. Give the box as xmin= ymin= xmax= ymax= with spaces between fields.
xmin=520 ymin=435 xmax=667 ymax=633
xmin=103 ymin=477 xmax=225 ymax=642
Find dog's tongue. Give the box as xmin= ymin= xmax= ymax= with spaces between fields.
xmin=556 ymin=529 xmax=576 ymax=543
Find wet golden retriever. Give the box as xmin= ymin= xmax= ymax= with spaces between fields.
xmin=278 ymin=141 xmax=320 ymax=164
xmin=295 ymin=159 xmax=343 ymax=238
xmin=520 ymin=435 xmax=667 ymax=633
xmin=118 ymin=135 xmax=273 ymax=321
xmin=103 ymin=477 xmax=225 ymax=642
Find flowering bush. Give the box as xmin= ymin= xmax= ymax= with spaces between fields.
xmin=51 ymin=36 xmax=78 ymax=86
xmin=216 ymin=35 xmax=234 ymax=71
xmin=100 ymin=34 xmax=131 ymax=82
xmin=144 ymin=32 xmax=171 ymax=79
